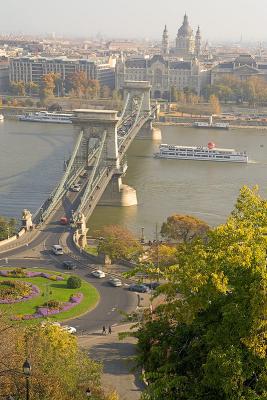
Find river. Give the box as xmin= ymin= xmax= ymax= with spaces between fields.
xmin=0 ymin=120 xmax=266 ymax=238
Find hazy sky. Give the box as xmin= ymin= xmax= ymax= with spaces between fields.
xmin=1 ymin=0 xmax=267 ymax=42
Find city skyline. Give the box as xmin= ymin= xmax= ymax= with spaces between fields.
xmin=1 ymin=0 xmax=267 ymax=42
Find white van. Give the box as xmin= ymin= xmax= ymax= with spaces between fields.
xmin=52 ymin=245 xmax=64 ymax=255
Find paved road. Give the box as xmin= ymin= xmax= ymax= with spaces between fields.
xmin=0 ymin=185 xmax=143 ymax=398
xmin=0 ymin=185 xmax=138 ymax=333
xmin=79 ymin=324 xmax=145 ymax=400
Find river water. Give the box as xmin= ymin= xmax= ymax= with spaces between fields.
xmin=0 ymin=120 xmax=266 ymax=237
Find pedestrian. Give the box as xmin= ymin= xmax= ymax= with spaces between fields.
xmin=108 ymin=325 xmax=112 ymax=334
xmin=102 ymin=325 xmax=106 ymax=335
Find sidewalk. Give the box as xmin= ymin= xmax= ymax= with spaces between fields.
xmin=78 ymin=324 xmax=145 ymax=400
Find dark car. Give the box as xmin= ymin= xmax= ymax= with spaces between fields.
xmin=62 ymin=261 xmax=77 ymax=270
xmin=128 ymin=284 xmax=151 ymax=293
xmin=144 ymin=282 xmax=161 ymax=290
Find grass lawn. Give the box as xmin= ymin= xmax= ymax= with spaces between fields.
xmin=0 ymin=269 xmax=99 ymax=324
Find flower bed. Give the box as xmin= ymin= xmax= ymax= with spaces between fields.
xmin=12 ymin=293 xmax=83 ymax=320
xmin=0 ymin=270 xmax=64 ymax=281
xmin=0 ymin=281 xmax=40 ymax=304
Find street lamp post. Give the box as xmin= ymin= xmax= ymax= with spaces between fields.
xmin=140 ymin=227 xmax=145 ymax=244
xmin=22 ymin=359 xmax=31 ymax=400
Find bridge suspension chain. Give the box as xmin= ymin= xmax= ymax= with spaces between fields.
xmin=134 ymin=93 xmax=144 ymax=125
xmin=42 ymin=130 xmax=84 ymax=220
xmin=119 ymin=92 xmax=130 ymax=123
xmin=77 ymin=130 xmax=107 ymax=215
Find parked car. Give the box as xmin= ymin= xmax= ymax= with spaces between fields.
xmin=61 ymin=325 xmax=77 ymax=334
xmin=144 ymin=282 xmax=161 ymax=290
xmin=91 ymin=270 xmax=106 ymax=279
xmin=62 ymin=261 xmax=77 ymax=270
xmin=128 ymin=284 xmax=151 ymax=293
xmin=108 ymin=277 xmax=122 ymax=287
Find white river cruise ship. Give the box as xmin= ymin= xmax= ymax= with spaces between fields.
xmin=19 ymin=111 xmax=73 ymax=124
xmin=154 ymin=142 xmax=248 ymax=163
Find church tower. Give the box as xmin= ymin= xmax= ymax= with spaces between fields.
xmin=162 ymin=25 xmax=169 ymax=56
xmin=195 ymin=26 xmax=201 ymax=57
xmin=175 ymin=14 xmax=195 ymax=59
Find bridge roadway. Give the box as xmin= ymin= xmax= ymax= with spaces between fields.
xmin=0 ymin=104 xmax=158 ymax=331
xmin=0 ymin=178 xmax=138 ymax=333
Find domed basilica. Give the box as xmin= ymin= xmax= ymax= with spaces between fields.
xmin=162 ymin=14 xmax=201 ymax=59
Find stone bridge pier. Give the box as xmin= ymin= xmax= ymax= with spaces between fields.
xmin=123 ymin=81 xmax=161 ymax=140
xmin=72 ymin=109 xmax=137 ymax=210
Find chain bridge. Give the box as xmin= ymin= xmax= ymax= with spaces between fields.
xmin=28 ymin=81 xmax=160 ymax=246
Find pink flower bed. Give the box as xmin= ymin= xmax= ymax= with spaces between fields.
xmin=0 ymin=283 xmax=40 ymax=304
xmin=12 ymin=293 xmax=83 ymax=320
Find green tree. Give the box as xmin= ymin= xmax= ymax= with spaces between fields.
xmin=26 ymin=81 xmax=39 ymax=96
xmin=67 ymin=275 xmax=82 ymax=289
xmin=130 ymin=186 xmax=267 ymax=400
xmin=160 ymin=214 xmax=210 ymax=243
xmin=97 ymin=225 xmax=143 ymax=262
xmin=0 ymin=216 xmax=16 ymax=240
xmin=147 ymin=244 xmax=178 ymax=267
xmin=170 ymin=86 xmax=178 ymax=102
xmin=0 ymin=318 xmax=106 ymax=400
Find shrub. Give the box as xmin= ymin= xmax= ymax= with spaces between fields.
xmin=44 ymin=299 xmax=62 ymax=309
xmin=67 ymin=276 xmax=81 ymax=289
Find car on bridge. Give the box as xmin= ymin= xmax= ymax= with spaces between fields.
xmin=71 ymin=183 xmax=81 ymax=192
xmin=91 ymin=270 xmax=106 ymax=279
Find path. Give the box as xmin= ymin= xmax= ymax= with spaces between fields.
xmin=78 ymin=324 xmax=145 ymax=400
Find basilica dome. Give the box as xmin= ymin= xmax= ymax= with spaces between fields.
xmin=178 ymin=14 xmax=193 ymax=36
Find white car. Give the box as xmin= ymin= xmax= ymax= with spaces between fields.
xmin=61 ymin=325 xmax=77 ymax=334
xmin=91 ymin=270 xmax=106 ymax=279
xmin=108 ymin=277 xmax=122 ymax=287
xmin=72 ymin=184 xmax=81 ymax=192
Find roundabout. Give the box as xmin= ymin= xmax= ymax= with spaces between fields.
xmin=0 ymin=268 xmax=99 ymax=323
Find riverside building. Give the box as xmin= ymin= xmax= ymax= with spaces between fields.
xmin=9 ymin=57 xmax=115 ymax=89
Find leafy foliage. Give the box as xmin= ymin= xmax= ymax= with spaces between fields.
xmin=131 ymin=187 xmax=267 ymax=399
xmin=0 ymin=216 xmax=17 ymax=240
xmin=0 ymin=315 xmax=107 ymax=399
xmin=67 ymin=276 xmax=82 ymax=289
xmin=97 ymin=225 xmax=143 ymax=262
xmin=160 ymin=214 xmax=210 ymax=243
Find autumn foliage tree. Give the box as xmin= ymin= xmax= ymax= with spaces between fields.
xmin=0 ymin=318 xmax=106 ymax=400
xmin=97 ymin=225 xmax=143 ymax=262
xmin=160 ymin=214 xmax=210 ymax=243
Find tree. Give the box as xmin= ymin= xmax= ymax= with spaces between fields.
xmin=39 ymin=73 xmax=58 ymax=103
xmin=97 ymin=225 xmax=143 ymax=262
xmin=160 ymin=214 xmax=210 ymax=243
xmin=0 ymin=317 xmax=107 ymax=399
xmin=0 ymin=216 xmax=16 ymax=240
xmin=9 ymin=81 xmax=26 ymax=96
xmin=26 ymin=81 xmax=39 ymax=96
xmin=209 ymin=94 xmax=221 ymax=114
xmin=170 ymin=86 xmax=178 ymax=102
xmin=129 ymin=186 xmax=267 ymax=400
xmin=67 ymin=276 xmax=82 ymax=289
xmin=146 ymin=244 xmax=178 ymax=267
